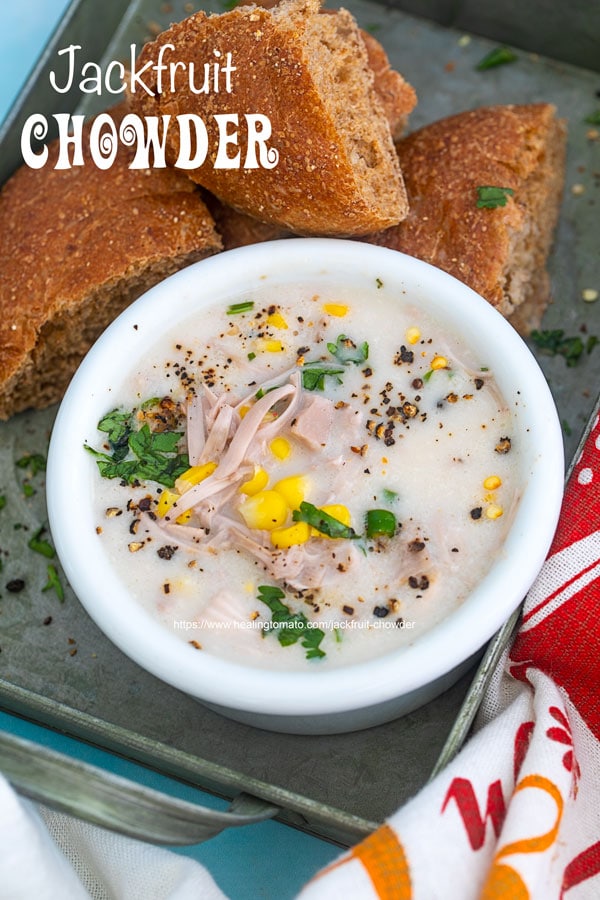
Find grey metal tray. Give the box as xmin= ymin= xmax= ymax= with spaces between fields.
xmin=0 ymin=0 xmax=598 ymax=847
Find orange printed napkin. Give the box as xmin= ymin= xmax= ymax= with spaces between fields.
xmin=298 ymin=410 xmax=600 ymax=899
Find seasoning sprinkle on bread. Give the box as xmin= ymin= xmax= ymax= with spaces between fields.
xmin=0 ymin=104 xmax=221 ymax=420
xmin=129 ymin=0 xmax=409 ymax=236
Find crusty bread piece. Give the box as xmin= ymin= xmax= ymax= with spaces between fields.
xmin=0 ymin=104 xmax=221 ymax=420
xmin=202 ymin=7 xmax=417 ymax=251
xmin=237 ymin=0 xmax=417 ymax=140
xmin=365 ymin=104 xmax=567 ymax=333
xmin=130 ymin=0 xmax=408 ymax=236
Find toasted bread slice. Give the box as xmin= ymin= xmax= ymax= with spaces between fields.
xmin=236 ymin=0 xmax=417 ymax=139
xmin=366 ymin=104 xmax=567 ymax=333
xmin=130 ymin=0 xmax=408 ymax=236
xmin=0 ymin=105 xmax=221 ymax=419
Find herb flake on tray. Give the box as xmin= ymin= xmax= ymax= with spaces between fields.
xmin=28 ymin=526 xmax=56 ymax=559
xmin=42 ymin=563 xmax=65 ymax=602
xmin=475 ymin=46 xmax=518 ymax=70
xmin=530 ymin=329 xmax=598 ymax=367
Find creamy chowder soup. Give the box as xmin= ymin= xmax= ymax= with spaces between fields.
xmin=88 ymin=281 xmax=522 ymax=670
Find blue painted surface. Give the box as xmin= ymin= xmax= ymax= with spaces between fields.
xmin=0 ymin=4 xmax=340 ymax=896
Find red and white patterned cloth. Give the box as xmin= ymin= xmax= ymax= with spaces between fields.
xmin=299 ymin=410 xmax=600 ymax=899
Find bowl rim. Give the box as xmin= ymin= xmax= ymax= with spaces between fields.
xmin=47 ymin=238 xmax=564 ymax=717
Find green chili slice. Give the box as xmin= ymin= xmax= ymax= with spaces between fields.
xmin=365 ymin=509 xmax=397 ymax=538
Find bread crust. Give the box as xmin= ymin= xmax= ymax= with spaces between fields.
xmin=366 ymin=104 xmax=567 ymax=331
xmin=130 ymin=0 xmax=408 ymax=236
xmin=0 ymin=104 xmax=221 ymax=419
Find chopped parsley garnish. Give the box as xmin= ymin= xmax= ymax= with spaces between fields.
xmin=226 ymin=300 xmax=254 ymax=315
xmin=476 ymin=186 xmax=514 ymax=209
xmin=85 ymin=406 xmax=189 ymax=488
xmin=28 ymin=526 xmax=56 ymax=559
xmin=22 ymin=483 xmax=35 ymax=498
xmin=382 ymin=489 xmax=398 ymax=503
xmin=97 ymin=409 xmax=132 ymax=460
xmin=327 ymin=334 xmax=369 ymax=366
xmin=293 ymin=501 xmax=358 ymax=540
xmin=16 ymin=453 xmax=47 ymax=476
xmin=42 ymin=564 xmax=64 ymax=602
xmin=584 ymin=111 xmax=600 ymax=126
xmin=0 ymin=495 xmax=6 ymax=511
xmin=301 ymin=362 xmax=345 ymax=391
xmin=475 ymin=46 xmax=518 ymax=70
xmin=247 ymin=351 xmax=256 ymax=361
xmin=302 ymin=333 xmax=368 ymax=391
xmin=254 ymin=384 xmax=282 ymax=401
xmin=530 ymin=329 xmax=598 ymax=367
xmin=140 ymin=397 xmax=162 ymax=410
xmin=257 ymin=585 xmax=326 ymax=659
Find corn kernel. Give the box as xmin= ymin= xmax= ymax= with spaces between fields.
xmin=312 ymin=504 xmax=352 ymax=538
xmin=256 ymin=338 xmax=285 ymax=353
xmin=239 ymin=405 xmax=250 ymax=418
xmin=483 ymin=475 xmax=502 ymax=491
xmin=273 ymin=474 xmax=308 ymax=509
xmin=486 ymin=504 xmax=504 ymax=520
xmin=156 ymin=489 xmax=178 ymax=518
xmin=431 ymin=355 xmax=448 ymax=370
xmin=157 ymin=490 xmax=194 ymax=524
xmin=406 ymin=327 xmax=421 ymax=345
xmin=323 ymin=302 xmax=349 ymax=317
xmin=266 ymin=310 xmax=289 ymax=329
xmin=270 ymin=521 xmax=311 ymax=549
xmin=239 ymin=467 xmax=269 ymax=496
xmin=321 ymin=504 xmax=351 ymax=525
xmin=239 ymin=490 xmax=288 ymax=531
xmin=175 ymin=461 xmax=217 ymax=493
xmin=270 ymin=437 xmax=291 ymax=460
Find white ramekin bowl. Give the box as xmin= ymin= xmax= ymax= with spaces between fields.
xmin=47 ymin=239 xmax=564 ymax=734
